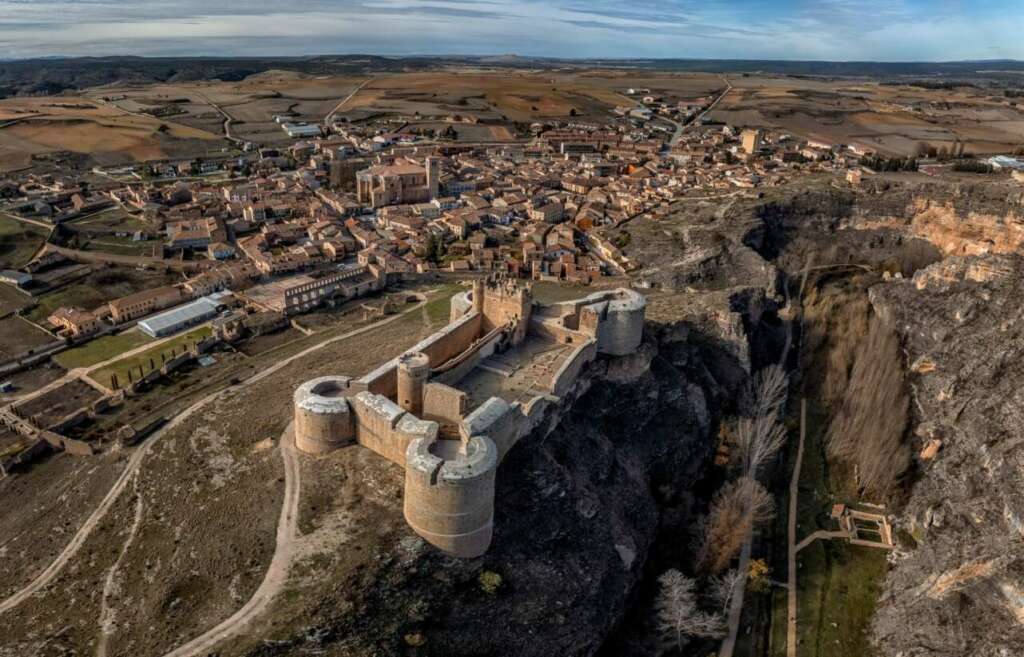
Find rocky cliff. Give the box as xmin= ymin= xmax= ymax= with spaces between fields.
xmin=869 ymin=253 xmax=1024 ymax=657
xmin=775 ymin=179 xmax=1024 ymax=657
xmin=729 ymin=178 xmax=1024 ymax=657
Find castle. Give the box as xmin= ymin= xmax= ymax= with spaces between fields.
xmin=292 ymin=277 xmax=647 ymax=557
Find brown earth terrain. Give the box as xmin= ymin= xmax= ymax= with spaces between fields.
xmin=709 ymin=76 xmax=1024 ymax=156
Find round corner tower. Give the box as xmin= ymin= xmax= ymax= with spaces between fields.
xmin=403 ymin=435 xmax=498 ymax=558
xmin=597 ymin=289 xmax=647 ymax=356
xmin=293 ymin=376 xmax=355 ymax=455
xmin=397 ymin=352 xmax=431 ymax=416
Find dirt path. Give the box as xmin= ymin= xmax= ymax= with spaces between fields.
xmin=787 ymin=398 xmax=808 ymax=657
xmin=0 ymin=298 xmax=426 ymax=616
xmin=160 ymin=425 xmax=301 ymax=657
xmin=324 ymin=78 xmax=372 ymax=126
xmin=96 ymin=471 xmax=145 ymax=657
xmin=189 ymin=88 xmax=243 ymax=145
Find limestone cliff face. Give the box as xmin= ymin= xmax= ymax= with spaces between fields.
xmin=869 ymin=254 xmax=1024 ymax=657
xmin=847 ymin=181 xmax=1024 ymax=257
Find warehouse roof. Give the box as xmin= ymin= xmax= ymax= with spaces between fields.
xmin=138 ymin=291 xmax=230 ymax=337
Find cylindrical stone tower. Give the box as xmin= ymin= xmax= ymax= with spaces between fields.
xmin=597 ymin=289 xmax=647 ymax=356
xmin=293 ymin=376 xmax=355 ymax=455
xmin=404 ymin=435 xmax=498 ymax=558
xmin=397 ymin=352 xmax=430 ymax=416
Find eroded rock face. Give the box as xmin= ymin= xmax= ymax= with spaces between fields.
xmin=870 ymin=254 xmax=1024 ymax=657
xmin=848 ymin=181 xmax=1024 ymax=257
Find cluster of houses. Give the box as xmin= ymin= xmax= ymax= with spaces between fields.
xmin=1 ymin=98 xmax=879 ymax=354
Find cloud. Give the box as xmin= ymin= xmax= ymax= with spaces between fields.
xmin=0 ymin=0 xmax=1020 ymax=60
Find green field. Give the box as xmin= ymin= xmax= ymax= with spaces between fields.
xmin=92 ymin=326 xmax=212 ymax=389
xmin=69 ymin=208 xmax=150 ymax=231
xmin=0 ymin=214 xmax=49 ymax=270
xmin=80 ymin=237 xmax=157 ymax=257
xmin=54 ymin=329 xmax=153 ymax=370
xmin=423 ymin=283 xmax=463 ymax=325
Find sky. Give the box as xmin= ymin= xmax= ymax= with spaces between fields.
xmin=0 ymin=0 xmax=1021 ymax=61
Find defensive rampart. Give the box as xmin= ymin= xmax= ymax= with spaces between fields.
xmin=291 ymin=281 xmax=647 ymax=558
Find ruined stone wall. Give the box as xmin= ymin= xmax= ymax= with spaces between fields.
xmin=550 ymin=339 xmax=599 ymax=397
xmin=348 ymin=391 xmax=439 ymax=466
xmin=460 ymin=397 xmax=524 ymax=462
xmin=433 ymin=326 xmax=504 ymax=387
xmin=422 ymin=382 xmax=468 ymax=426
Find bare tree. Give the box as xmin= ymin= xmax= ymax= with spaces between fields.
xmin=747 ymin=363 xmax=789 ymax=418
xmin=734 ymin=412 xmax=787 ymax=476
xmin=707 ymin=568 xmax=743 ymax=612
xmin=656 ymin=569 xmax=725 ymax=652
xmin=697 ymin=477 xmax=775 ymax=574
xmin=825 ymin=316 xmax=910 ymax=498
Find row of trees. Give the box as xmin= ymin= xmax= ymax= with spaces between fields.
xmin=860 ymin=155 xmax=919 ymax=172
xmin=655 ymin=364 xmax=789 ymax=652
xmin=825 ymin=316 xmax=911 ymax=498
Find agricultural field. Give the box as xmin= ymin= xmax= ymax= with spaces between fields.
xmin=26 ymin=265 xmax=183 ymax=323
xmin=0 ymin=281 xmax=32 ymax=315
xmin=16 ymin=377 xmax=104 ymax=427
xmin=709 ymin=76 xmax=1024 ymax=156
xmin=0 ymin=96 xmax=224 ymax=170
xmin=341 ymin=71 xmax=628 ymax=122
xmin=0 ymin=213 xmax=49 ymax=270
xmin=86 ymin=72 xmax=367 ymax=145
xmin=0 ymin=314 xmax=59 ymax=361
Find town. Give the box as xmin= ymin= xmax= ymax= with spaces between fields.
xmin=2 ymin=54 xmax=1024 ymax=657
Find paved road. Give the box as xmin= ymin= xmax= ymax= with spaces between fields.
xmin=0 ymin=297 xmax=426 ymax=616
xmin=190 ymin=89 xmax=243 ymax=145
xmin=324 ymin=78 xmax=373 ymax=127
xmin=669 ymin=76 xmax=733 ymax=146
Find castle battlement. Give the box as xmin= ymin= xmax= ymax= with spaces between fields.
xmin=292 ymin=281 xmax=646 ymax=558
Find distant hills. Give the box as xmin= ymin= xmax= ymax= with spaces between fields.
xmin=1 ymin=54 xmax=1022 ymax=97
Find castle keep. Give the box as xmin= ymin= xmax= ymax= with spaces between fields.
xmin=292 ymin=277 xmax=647 ymax=557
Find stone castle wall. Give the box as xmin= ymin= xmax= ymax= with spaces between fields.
xmin=358 ymin=311 xmax=482 ymax=398
xmin=292 ymin=284 xmax=647 ymax=559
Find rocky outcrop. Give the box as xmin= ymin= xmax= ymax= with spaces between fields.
xmin=847 ymin=180 xmax=1024 ymax=257
xmin=869 ymin=254 xmax=1024 ymax=657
